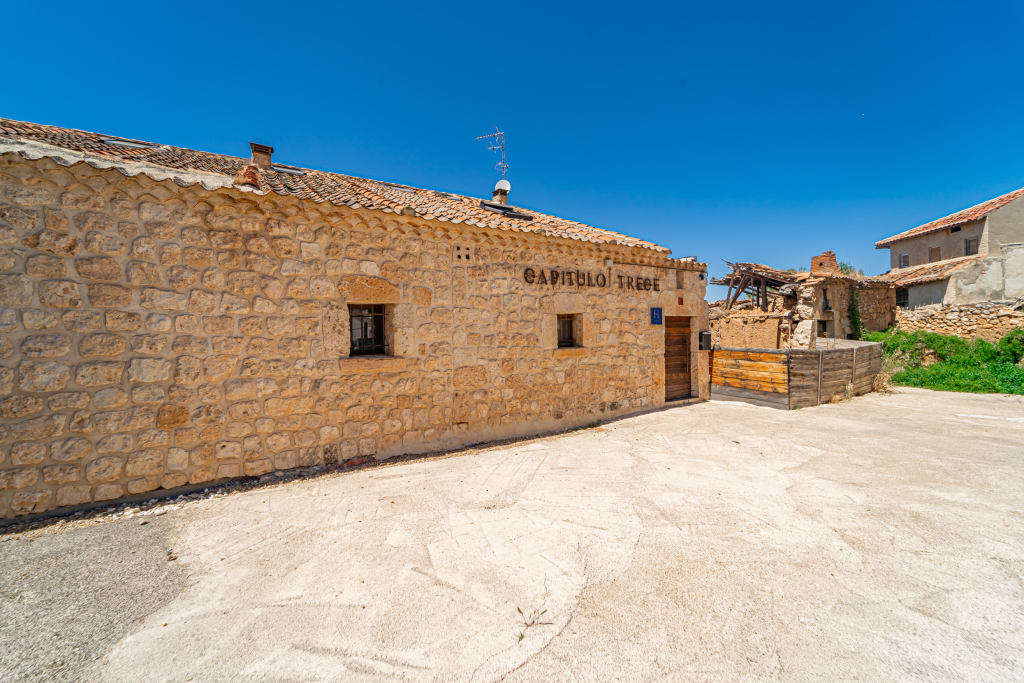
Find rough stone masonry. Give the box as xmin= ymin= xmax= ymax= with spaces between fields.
xmin=0 ymin=150 xmax=708 ymax=519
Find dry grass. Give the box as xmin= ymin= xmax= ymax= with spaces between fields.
xmin=828 ymin=382 xmax=854 ymax=404
xmin=872 ymin=355 xmax=899 ymax=395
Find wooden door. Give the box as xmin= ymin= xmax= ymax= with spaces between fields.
xmin=664 ymin=316 xmax=691 ymax=400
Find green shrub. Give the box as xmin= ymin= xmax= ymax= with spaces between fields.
xmin=997 ymin=328 xmax=1024 ymax=364
xmin=847 ymin=291 xmax=864 ymax=341
xmin=870 ymin=328 xmax=1024 ymax=395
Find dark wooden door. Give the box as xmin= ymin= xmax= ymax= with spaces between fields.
xmin=664 ymin=316 xmax=691 ymax=400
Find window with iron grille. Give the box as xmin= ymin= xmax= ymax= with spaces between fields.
xmin=895 ymin=288 xmax=909 ymax=307
xmin=965 ymin=238 xmax=979 ymax=256
xmin=557 ymin=315 xmax=576 ymax=348
xmin=349 ymin=304 xmax=387 ymax=356
xmin=899 ymin=254 xmax=910 ymax=268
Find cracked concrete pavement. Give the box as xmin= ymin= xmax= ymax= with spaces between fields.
xmin=4 ymin=387 xmax=1024 ymax=682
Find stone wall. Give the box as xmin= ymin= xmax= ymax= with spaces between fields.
xmin=856 ymin=284 xmax=896 ymax=332
xmin=895 ymin=303 xmax=1024 ymax=342
xmin=711 ymin=313 xmax=785 ymax=349
xmin=0 ymin=154 xmax=708 ymax=519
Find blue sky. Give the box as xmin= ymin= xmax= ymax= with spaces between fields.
xmin=4 ymin=1 xmax=1023 ymax=298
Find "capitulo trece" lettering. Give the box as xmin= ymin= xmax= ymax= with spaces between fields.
xmin=523 ymin=268 xmax=659 ymax=292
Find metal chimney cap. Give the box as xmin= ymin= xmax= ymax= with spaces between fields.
xmin=494 ymin=179 xmax=511 ymax=192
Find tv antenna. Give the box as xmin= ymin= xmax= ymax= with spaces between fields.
xmin=475 ymin=126 xmax=508 ymax=178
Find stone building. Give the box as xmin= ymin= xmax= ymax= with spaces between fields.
xmin=710 ymin=251 xmax=894 ymax=349
xmin=875 ymin=186 xmax=1024 ymax=307
xmin=0 ymin=118 xmax=709 ymax=519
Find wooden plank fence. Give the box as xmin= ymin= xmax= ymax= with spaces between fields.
xmin=709 ymin=341 xmax=883 ymax=410
xmin=709 ymin=347 xmax=790 ymax=409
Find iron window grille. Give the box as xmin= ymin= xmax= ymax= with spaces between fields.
xmin=557 ymin=314 xmax=575 ymax=348
xmin=895 ymin=288 xmax=909 ymax=307
xmin=349 ymin=304 xmax=388 ymax=356
xmin=965 ymin=238 xmax=979 ymax=256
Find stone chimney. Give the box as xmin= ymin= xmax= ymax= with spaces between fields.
xmin=810 ymin=250 xmax=841 ymax=274
xmin=492 ymin=179 xmax=510 ymax=205
xmin=249 ymin=142 xmax=274 ymax=170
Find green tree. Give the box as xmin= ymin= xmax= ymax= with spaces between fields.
xmin=839 ymin=261 xmax=865 ymax=277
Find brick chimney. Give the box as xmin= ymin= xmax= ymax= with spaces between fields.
xmin=810 ymin=250 xmax=841 ymax=274
xmin=492 ymin=179 xmax=510 ymax=205
xmin=249 ymin=142 xmax=274 ymax=170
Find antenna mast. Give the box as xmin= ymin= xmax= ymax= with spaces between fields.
xmin=475 ymin=126 xmax=508 ymax=178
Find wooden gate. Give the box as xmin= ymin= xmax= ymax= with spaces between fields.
xmin=664 ymin=316 xmax=691 ymax=401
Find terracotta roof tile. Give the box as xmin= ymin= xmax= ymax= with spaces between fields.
xmin=871 ymin=255 xmax=983 ymax=287
xmin=0 ymin=117 xmax=672 ymax=254
xmin=875 ymin=187 xmax=1024 ymax=248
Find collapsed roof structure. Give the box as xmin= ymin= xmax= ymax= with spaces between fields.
xmin=711 ymin=262 xmax=801 ymax=311
xmin=710 ymin=252 xmax=896 ymax=349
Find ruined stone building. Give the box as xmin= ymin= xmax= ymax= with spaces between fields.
xmin=710 ymin=251 xmax=894 ymax=349
xmin=875 ymin=186 xmax=1024 ymax=308
xmin=0 ymin=118 xmax=709 ymax=519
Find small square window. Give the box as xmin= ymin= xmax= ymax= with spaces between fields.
xmin=817 ymin=320 xmax=828 ymax=337
xmin=349 ymin=304 xmax=387 ymax=356
xmin=899 ymin=254 xmax=910 ymax=268
xmin=929 ymin=247 xmax=941 ymax=263
xmin=965 ymin=238 xmax=979 ymax=256
xmin=557 ymin=314 xmax=576 ymax=348
xmin=896 ymin=287 xmax=909 ymax=307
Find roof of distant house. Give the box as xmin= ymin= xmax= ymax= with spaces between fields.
xmin=873 ymin=255 xmax=983 ymax=287
xmin=875 ymin=186 xmax=1024 ymax=248
xmin=0 ymin=117 xmax=679 ymax=256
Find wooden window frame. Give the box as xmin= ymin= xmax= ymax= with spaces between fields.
xmin=349 ymin=304 xmax=388 ymax=356
xmin=965 ymin=238 xmax=979 ymax=256
xmin=929 ymin=246 xmax=941 ymax=263
xmin=895 ymin=287 xmax=909 ymax=307
xmin=898 ymin=254 xmax=910 ymax=268
xmin=557 ymin=314 xmax=576 ymax=348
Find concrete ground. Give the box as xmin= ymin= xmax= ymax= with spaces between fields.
xmin=2 ymin=387 xmax=1023 ymax=682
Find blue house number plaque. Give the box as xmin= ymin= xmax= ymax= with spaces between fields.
xmin=650 ymin=307 xmax=663 ymax=325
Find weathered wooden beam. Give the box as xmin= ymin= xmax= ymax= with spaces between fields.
xmin=727 ymin=274 xmax=749 ymax=309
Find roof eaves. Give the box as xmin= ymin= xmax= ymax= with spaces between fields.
xmin=869 ymin=255 xmax=983 ymax=287
xmin=875 ymin=186 xmax=1024 ymax=248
